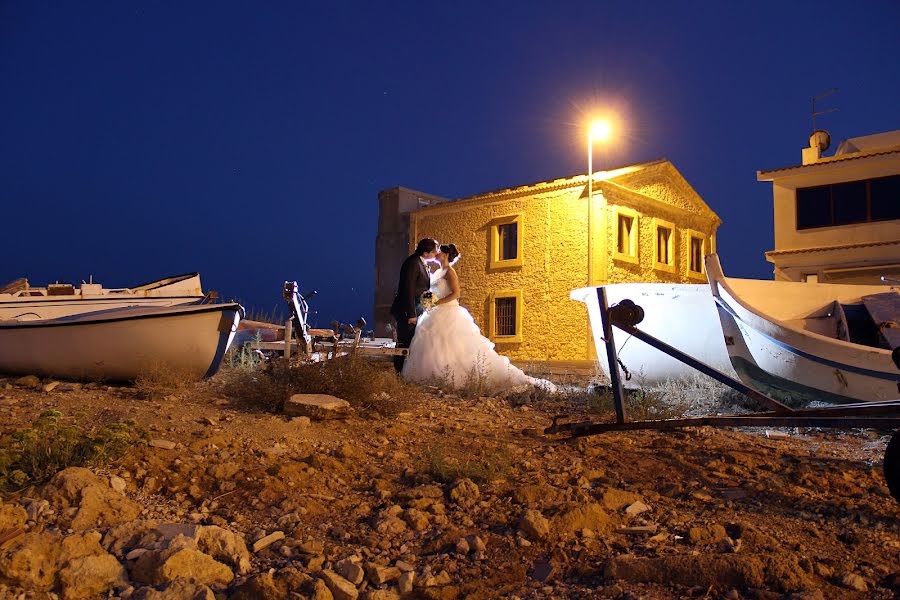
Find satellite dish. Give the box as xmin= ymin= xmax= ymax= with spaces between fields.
xmin=810 ymin=129 xmax=831 ymax=152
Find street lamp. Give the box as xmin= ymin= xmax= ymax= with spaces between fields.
xmin=587 ymin=120 xmax=611 ymax=286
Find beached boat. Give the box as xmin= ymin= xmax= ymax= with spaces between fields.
xmin=0 ymin=303 xmax=243 ymax=382
xmin=706 ymin=254 xmax=900 ymax=404
xmin=0 ymin=273 xmax=206 ymax=321
xmin=570 ymin=283 xmax=736 ymax=387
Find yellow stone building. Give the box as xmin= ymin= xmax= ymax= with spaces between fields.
xmin=374 ymin=159 xmax=720 ymax=366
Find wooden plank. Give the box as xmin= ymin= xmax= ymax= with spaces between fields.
xmin=862 ymin=292 xmax=900 ymax=350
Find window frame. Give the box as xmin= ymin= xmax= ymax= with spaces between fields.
xmin=612 ymin=206 xmax=640 ymax=265
xmin=489 ymin=214 xmax=524 ymax=269
xmin=686 ymin=229 xmax=707 ymax=281
xmin=652 ymin=217 xmax=676 ymax=274
xmin=488 ymin=289 xmax=523 ymax=343
xmin=795 ymin=174 xmax=900 ymax=230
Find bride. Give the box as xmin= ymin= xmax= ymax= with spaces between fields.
xmin=401 ymin=244 xmax=556 ymax=393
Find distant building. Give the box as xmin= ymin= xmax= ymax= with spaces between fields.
xmin=373 ymin=159 xmax=720 ymax=365
xmin=758 ymin=130 xmax=900 ymax=284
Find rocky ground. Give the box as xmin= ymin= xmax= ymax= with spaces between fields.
xmin=0 ymin=367 xmax=898 ymax=600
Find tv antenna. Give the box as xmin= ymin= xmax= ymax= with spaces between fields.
xmin=811 ymin=88 xmax=839 ymax=131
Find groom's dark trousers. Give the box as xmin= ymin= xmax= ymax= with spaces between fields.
xmin=390 ymin=253 xmax=430 ymax=373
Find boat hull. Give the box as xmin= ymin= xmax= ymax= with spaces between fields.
xmin=707 ymin=255 xmax=900 ymax=404
xmin=0 ymin=296 xmax=205 ymax=321
xmin=0 ymin=273 xmax=205 ymax=320
xmin=0 ymin=303 xmax=243 ymax=382
xmin=571 ymin=284 xmax=736 ymax=387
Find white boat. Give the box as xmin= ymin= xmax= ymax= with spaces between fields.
xmin=706 ymin=254 xmax=900 ymax=404
xmin=0 ymin=303 xmax=243 ymax=382
xmin=0 ymin=273 xmax=206 ymax=321
xmin=570 ymin=283 xmax=736 ymax=388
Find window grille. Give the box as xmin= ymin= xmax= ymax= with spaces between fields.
xmin=495 ymin=297 xmax=517 ymax=336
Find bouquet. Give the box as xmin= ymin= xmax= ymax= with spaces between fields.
xmin=420 ymin=291 xmax=436 ymax=311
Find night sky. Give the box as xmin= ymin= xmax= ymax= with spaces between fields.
xmin=2 ymin=2 xmax=899 ymax=327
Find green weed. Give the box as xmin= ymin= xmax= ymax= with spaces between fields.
xmin=0 ymin=410 xmax=148 ymax=493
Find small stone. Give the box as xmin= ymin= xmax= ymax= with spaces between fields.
xmin=284 ymin=394 xmax=352 ymax=420
xmin=298 ymin=540 xmax=325 ymax=555
xmin=42 ymin=381 xmax=60 ymax=393
xmin=624 ymin=501 xmax=650 ymax=516
xmin=292 ymin=416 xmax=312 ymax=427
xmin=448 ymin=478 xmax=480 ymax=508
xmin=519 ymin=509 xmax=550 ymax=540
xmin=311 ymin=579 xmax=334 ymax=600
xmin=149 ymin=439 xmax=177 ymax=450
xmin=335 ymin=557 xmax=365 ymax=585
xmin=365 ymin=563 xmax=400 ymax=585
xmin=126 ymin=548 xmax=148 ymax=561
xmin=252 ymin=531 xmax=285 ymax=553
xmin=109 ymin=476 xmax=127 ymax=493
xmin=397 ymin=571 xmax=414 ymax=594
xmin=395 ymin=560 xmax=415 ymax=572
xmin=840 ymin=572 xmax=868 ymax=592
xmin=422 ymin=570 xmax=451 ymax=586
xmin=466 ymin=535 xmax=486 ymax=553
xmin=454 ymin=538 xmax=470 ymax=554
xmin=402 ymin=509 xmax=429 ymax=532
xmin=320 ymin=569 xmax=359 ymax=600
xmin=15 ymin=375 xmax=40 ymax=388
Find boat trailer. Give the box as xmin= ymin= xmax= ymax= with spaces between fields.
xmin=545 ymin=287 xmax=900 ymax=501
xmin=251 ymin=281 xmax=408 ymax=362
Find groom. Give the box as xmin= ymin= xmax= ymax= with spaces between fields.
xmin=391 ymin=238 xmax=439 ymax=372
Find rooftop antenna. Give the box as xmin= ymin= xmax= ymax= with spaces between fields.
xmin=811 ymin=88 xmax=839 ymax=131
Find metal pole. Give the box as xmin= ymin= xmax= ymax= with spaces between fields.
xmin=598 ymin=287 xmax=627 ymax=423
xmin=587 ymin=134 xmax=593 ymax=287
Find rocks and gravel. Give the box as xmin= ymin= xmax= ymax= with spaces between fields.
xmin=0 ymin=374 xmax=896 ymax=598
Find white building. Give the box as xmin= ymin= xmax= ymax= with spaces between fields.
xmin=758 ymin=130 xmax=900 ymax=284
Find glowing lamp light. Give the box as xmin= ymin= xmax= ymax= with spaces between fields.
xmin=590 ymin=120 xmax=611 ymax=143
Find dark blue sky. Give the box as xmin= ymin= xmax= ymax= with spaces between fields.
xmin=2 ymin=2 xmax=898 ymax=326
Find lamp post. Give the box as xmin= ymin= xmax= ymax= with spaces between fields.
xmin=587 ymin=120 xmax=611 ymax=286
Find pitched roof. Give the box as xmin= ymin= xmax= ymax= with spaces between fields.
xmin=452 ymin=158 xmax=668 ymax=203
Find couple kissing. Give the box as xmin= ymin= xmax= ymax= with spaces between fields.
xmin=390 ymin=238 xmax=555 ymax=393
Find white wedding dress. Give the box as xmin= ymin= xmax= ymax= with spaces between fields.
xmin=401 ymin=268 xmax=556 ymax=393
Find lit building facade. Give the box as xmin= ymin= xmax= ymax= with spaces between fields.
xmin=759 ymin=130 xmax=900 ymax=284
xmin=373 ymin=159 xmax=720 ymax=365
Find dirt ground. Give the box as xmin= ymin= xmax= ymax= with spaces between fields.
xmin=0 ymin=367 xmax=898 ymax=599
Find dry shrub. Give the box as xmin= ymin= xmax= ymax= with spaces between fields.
xmin=424 ymin=441 xmax=512 ymax=484
xmin=218 ymin=355 xmax=421 ymax=417
xmin=649 ymin=373 xmax=751 ymax=416
xmin=134 ymin=361 xmax=197 ymax=396
xmin=586 ymin=384 xmax=689 ymax=421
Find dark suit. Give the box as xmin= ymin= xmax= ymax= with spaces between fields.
xmin=390 ymin=253 xmax=430 ymax=372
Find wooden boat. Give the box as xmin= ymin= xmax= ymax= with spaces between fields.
xmin=0 ymin=273 xmax=206 ymax=321
xmin=706 ymin=254 xmax=900 ymax=404
xmin=571 ymin=283 xmax=736 ymax=387
xmin=0 ymin=303 xmax=243 ymax=382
